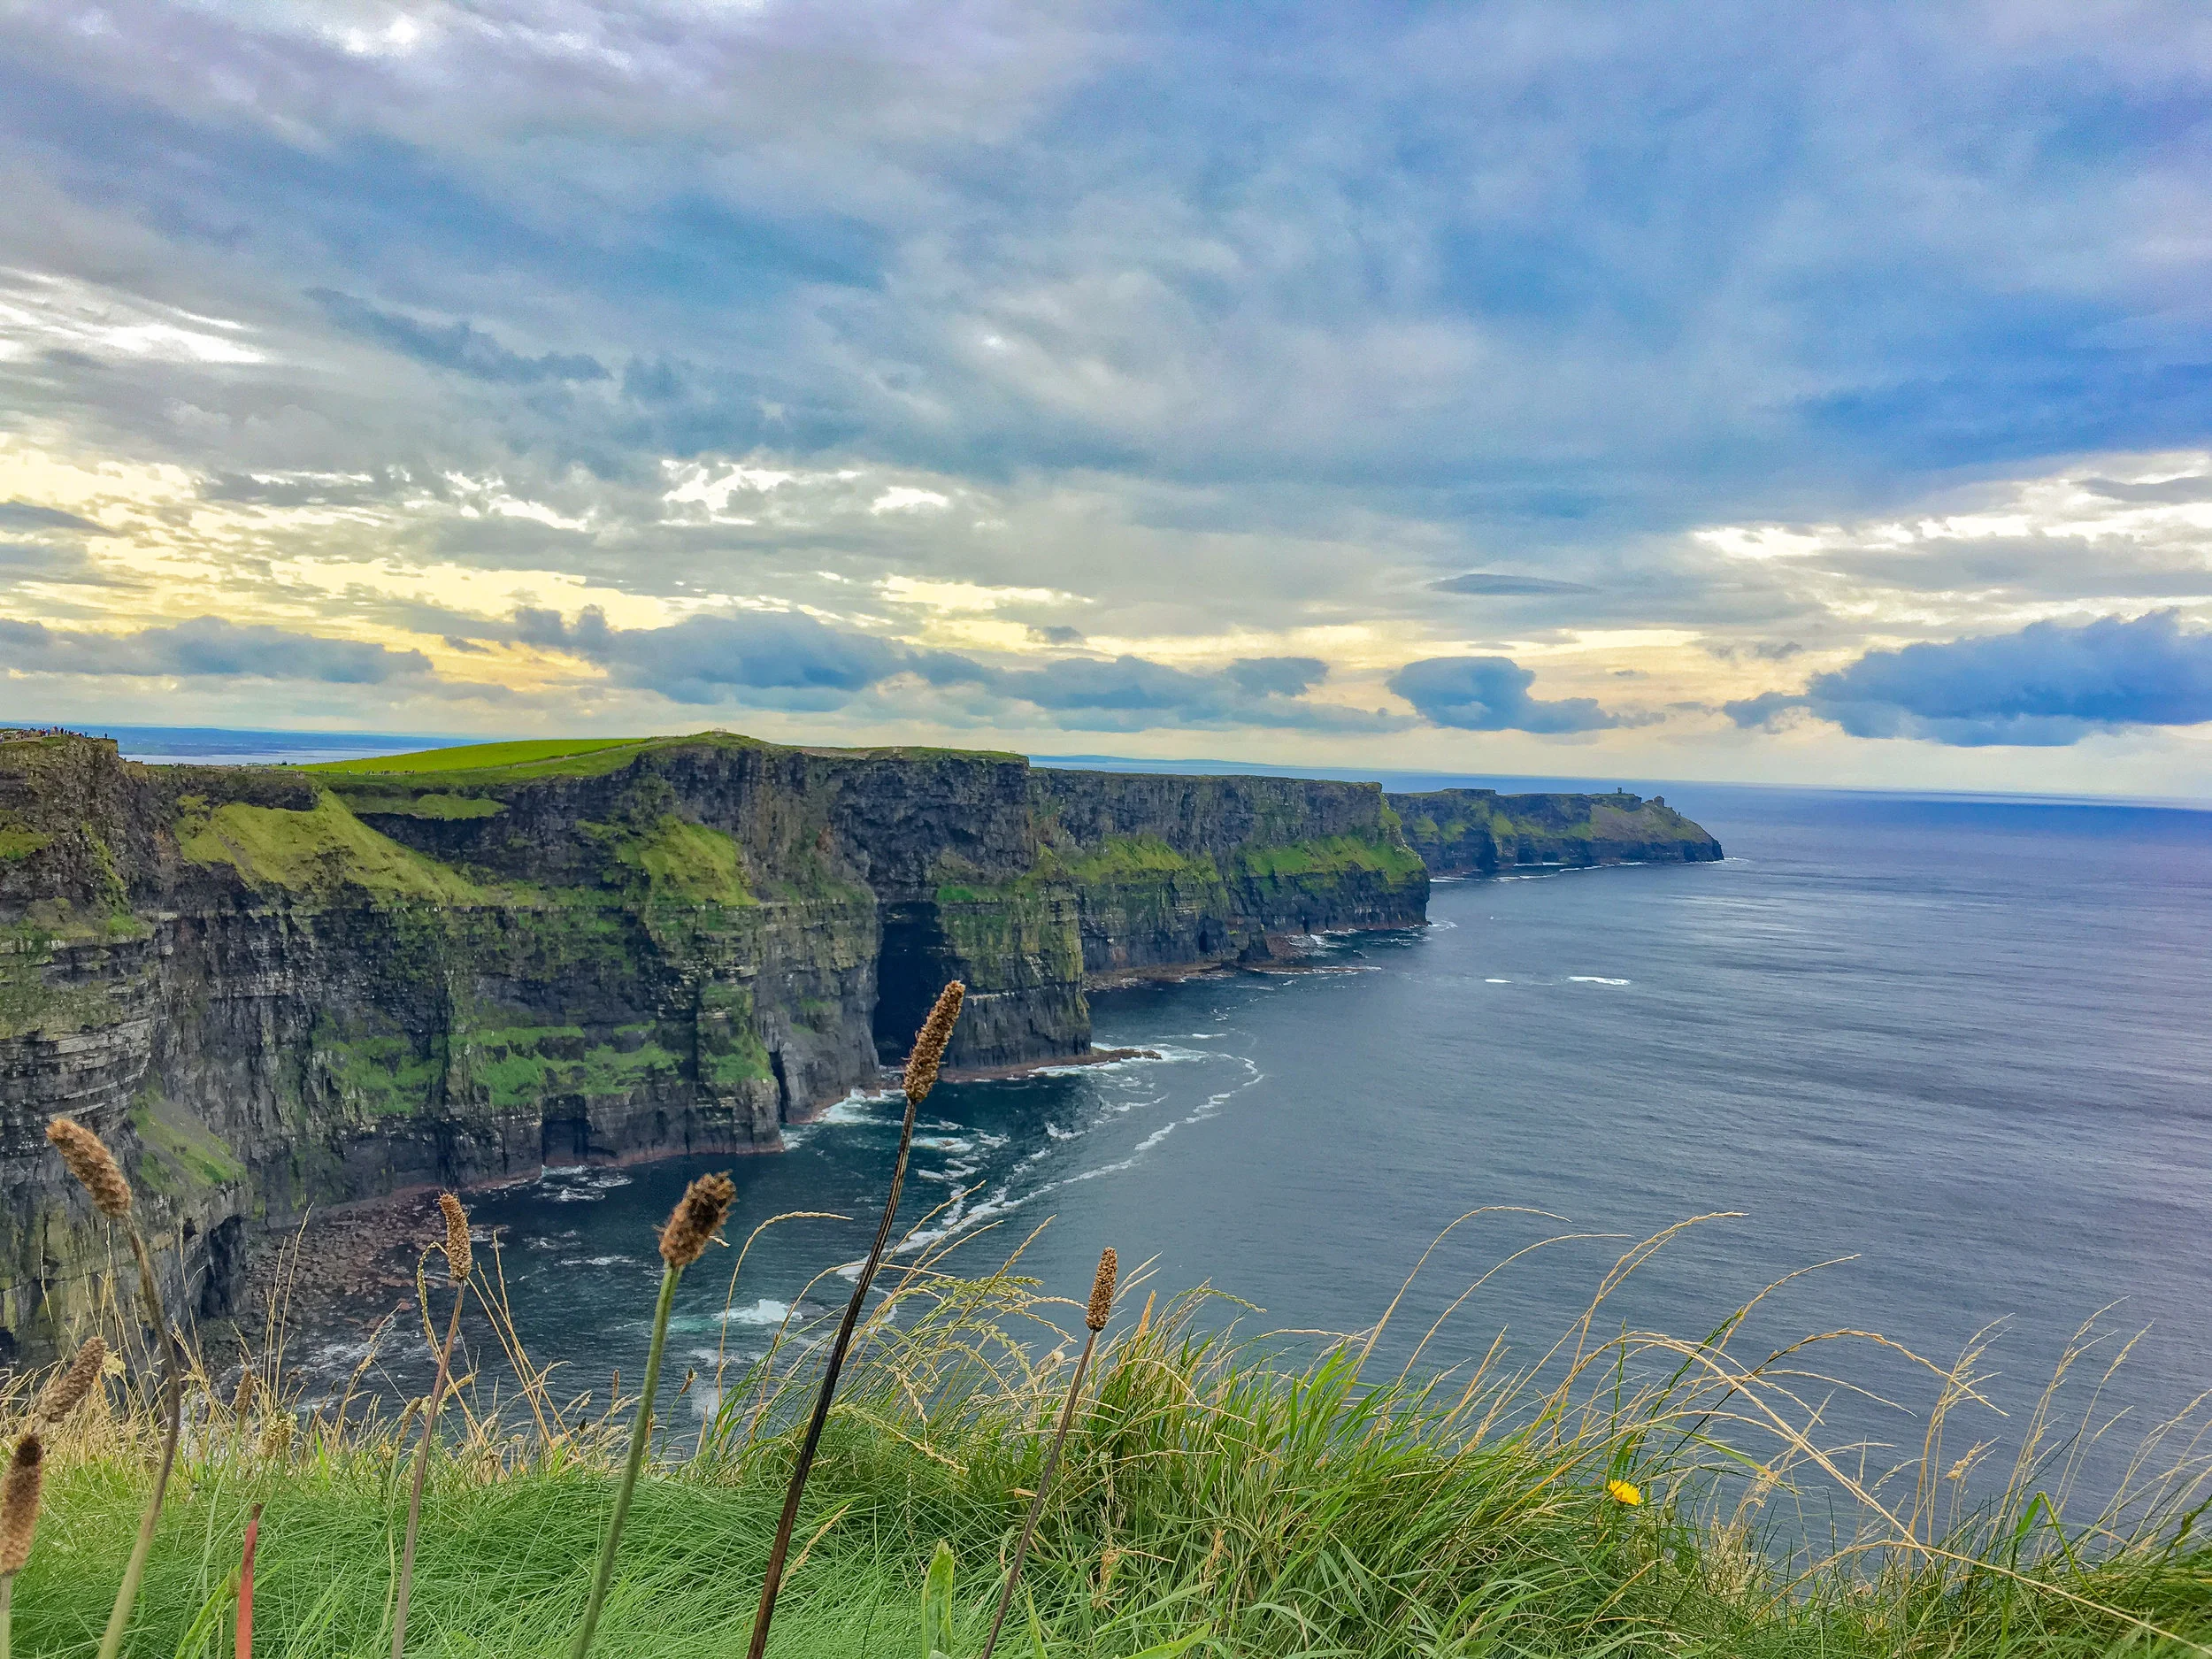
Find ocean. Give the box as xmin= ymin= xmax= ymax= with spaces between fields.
xmin=277 ymin=776 xmax=2212 ymax=1504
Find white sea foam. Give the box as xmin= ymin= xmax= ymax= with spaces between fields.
xmin=1135 ymin=1123 xmax=1176 ymax=1151
xmin=539 ymin=1167 xmax=633 ymax=1202
xmin=1568 ymin=975 xmax=1632 ymax=986
xmin=1033 ymin=1043 xmax=1202 ymax=1078
xmin=1486 ymin=977 xmax=1511 ymax=984
xmin=816 ymin=1089 xmax=896 ymax=1125
xmin=719 ymin=1298 xmax=790 ymax=1326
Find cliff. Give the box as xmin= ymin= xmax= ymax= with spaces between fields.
xmin=0 ymin=730 xmax=1724 ymax=1356
xmin=0 ymin=731 xmax=1428 ymax=1354
xmin=1386 ymin=787 xmax=1723 ymax=876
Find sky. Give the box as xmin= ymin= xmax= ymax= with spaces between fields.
xmin=3 ymin=1 xmax=2210 ymax=793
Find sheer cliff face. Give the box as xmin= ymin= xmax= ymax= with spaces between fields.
xmin=0 ymin=733 xmax=1429 ymax=1353
xmin=1387 ymin=789 xmax=1724 ymax=877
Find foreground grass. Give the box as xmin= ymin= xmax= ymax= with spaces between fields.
xmin=15 ymin=1222 xmax=2212 ymax=1657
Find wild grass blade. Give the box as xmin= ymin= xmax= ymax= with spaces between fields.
xmin=568 ymin=1171 xmax=734 ymax=1658
xmin=745 ymin=979 xmax=964 ymax=1659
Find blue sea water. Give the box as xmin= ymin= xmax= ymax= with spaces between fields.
xmin=280 ymin=780 xmax=2212 ymax=1498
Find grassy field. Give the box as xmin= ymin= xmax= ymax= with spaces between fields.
xmin=12 ymin=1212 xmax=2212 ymax=1659
xmin=307 ymin=738 xmax=655 ymax=777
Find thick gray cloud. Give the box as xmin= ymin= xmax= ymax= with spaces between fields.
xmin=0 ymin=540 xmax=123 ymax=588
xmin=0 ymin=617 xmax=434 ymax=683
xmin=0 ymin=503 xmax=101 ymax=533
xmin=1431 ymin=573 xmax=1597 ymax=597
xmin=1224 ymin=657 xmax=1328 ymax=696
xmin=519 ymin=607 xmax=1394 ymax=730
xmin=1727 ymin=611 xmax=2212 ymax=746
xmin=984 ymin=654 xmax=1385 ymax=731
xmin=515 ymin=605 xmax=903 ymax=705
xmin=311 ymin=291 xmax=611 ymax=386
xmin=1388 ymin=657 xmax=1619 ymax=733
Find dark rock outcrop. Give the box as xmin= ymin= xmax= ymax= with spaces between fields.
xmin=1387 ymin=788 xmax=1723 ymax=876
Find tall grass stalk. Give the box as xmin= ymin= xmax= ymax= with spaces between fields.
xmin=566 ymin=1171 xmax=734 ymax=1659
xmin=0 ymin=1432 xmax=44 ymax=1659
xmin=979 ymin=1247 xmax=1116 ymax=1659
xmin=235 ymin=1502 xmax=261 ymax=1659
xmin=745 ymin=979 xmax=964 ymax=1659
xmin=46 ymin=1116 xmax=184 ymax=1659
xmin=391 ymin=1193 xmax=472 ymax=1659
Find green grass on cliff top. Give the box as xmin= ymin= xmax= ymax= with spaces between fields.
xmin=309 ymin=736 xmax=654 ymax=775
xmin=308 ymin=732 xmax=1027 ymax=784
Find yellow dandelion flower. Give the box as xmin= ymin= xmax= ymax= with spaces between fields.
xmin=1606 ymin=1478 xmax=1643 ymax=1506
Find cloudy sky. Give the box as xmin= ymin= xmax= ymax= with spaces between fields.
xmin=4 ymin=1 xmax=2210 ymax=791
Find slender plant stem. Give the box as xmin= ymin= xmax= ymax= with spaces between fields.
xmin=3 ymin=1570 xmax=13 ymax=1659
xmin=237 ymin=1502 xmax=262 ymax=1659
xmin=99 ymin=1226 xmax=182 ymax=1659
xmin=745 ymin=1089 xmax=923 ymax=1659
xmin=979 ymin=1328 xmax=1100 ymax=1659
xmin=391 ymin=1285 xmax=465 ymax=1659
xmin=568 ymin=1262 xmax=681 ymax=1659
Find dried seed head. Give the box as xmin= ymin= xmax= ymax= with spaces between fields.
xmin=901 ymin=981 xmax=965 ymax=1105
xmin=35 ymin=1336 xmax=106 ymax=1425
xmin=1087 ymin=1247 xmax=1118 ymax=1333
xmin=658 ymin=1172 xmax=735 ymax=1269
xmin=438 ymin=1192 xmax=472 ymax=1284
xmin=231 ymin=1366 xmax=256 ymax=1418
xmin=46 ymin=1117 xmax=131 ymax=1218
xmin=0 ymin=1433 xmax=42 ymax=1575
xmin=257 ymin=1411 xmax=295 ymax=1466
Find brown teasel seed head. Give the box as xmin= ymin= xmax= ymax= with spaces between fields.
xmin=438 ymin=1191 xmax=472 ymax=1283
xmin=35 ymin=1336 xmax=106 ymax=1425
xmin=1087 ymin=1247 xmax=1118 ymax=1333
xmin=901 ymin=981 xmax=965 ymax=1105
xmin=0 ymin=1433 xmax=42 ymax=1575
xmin=46 ymin=1117 xmax=131 ymax=1219
xmin=658 ymin=1171 xmax=735 ymax=1269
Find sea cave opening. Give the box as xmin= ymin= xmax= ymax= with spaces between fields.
xmin=872 ymin=900 xmax=957 ymax=1065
